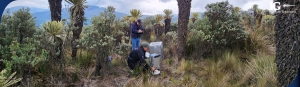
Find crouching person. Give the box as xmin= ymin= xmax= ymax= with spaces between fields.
xmin=127 ymin=42 xmax=155 ymax=74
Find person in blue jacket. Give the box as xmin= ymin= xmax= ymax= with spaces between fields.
xmin=131 ymin=19 xmax=143 ymax=50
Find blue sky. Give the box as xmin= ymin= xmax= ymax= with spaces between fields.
xmin=6 ymin=0 xmax=273 ymax=15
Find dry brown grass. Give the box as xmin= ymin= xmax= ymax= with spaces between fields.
xmin=57 ymin=45 xmax=276 ymax=87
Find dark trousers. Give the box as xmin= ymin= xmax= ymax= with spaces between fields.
xmin=127 ymin=58 xmax=136 ymax=70
xmin=127 ymin=58 xmax=149 ymax=73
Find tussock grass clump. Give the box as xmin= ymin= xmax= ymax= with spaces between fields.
xmin=201 ymin=56 xmax=235 ymax=87
xmin=244 ymin=28 xmax=269 ymax=54
xmin=177 ymin=59 xmax=195 ymax=74
xmin=220 ymin=51 xmax=243 ymax=73
xmin=237 ymin=53 xmax=277 ymax=87
xmin=77 ymin=50 xmax=94 ymax=68
xmin=200 ymin=51 xmax=276 ymax=87
xmin=111 ymin=57 xmax=123 ymax=68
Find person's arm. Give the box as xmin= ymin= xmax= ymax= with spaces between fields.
xmin=137 ymin=51 xmax=150 ymax=70
xmin=131 ymin=24 xmax=139 ymax=34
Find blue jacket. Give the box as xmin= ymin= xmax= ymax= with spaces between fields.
xmin=130 ymin=22 xmax=143 ymax=38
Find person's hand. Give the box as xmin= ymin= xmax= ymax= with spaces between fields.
xmin=138 ymin=29 xmax=142 ymax=33
xmin=151 ymin=67 xmax=156 ymax=71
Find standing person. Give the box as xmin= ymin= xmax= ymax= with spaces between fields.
xmin=127 ymin=42 xmax=156 ymax=73
xmin=131 ymin=19 xmax=143 ymax=50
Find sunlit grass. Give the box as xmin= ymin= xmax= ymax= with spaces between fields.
xmin=75 ymin=45 xmax=276 ymax=87
xmin=242 ymin=53 xmax=277 ymax=87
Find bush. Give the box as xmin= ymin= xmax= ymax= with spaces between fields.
xmin=186 ymin=1 xmax=249 ymax=58
xmin=1 ymin=38 xmax=48 ymax=87
xmin=204 ymin=1 xmax=248 ymax=50
xmin=261 ymin=15 xmax=275 ymax=31
xmin=169 ymin=22 xmax=178 ymax=32
xmin=115 ymin=42 xmax=131 ymax=66
xmin=80 ymin=6 xmax=135 ymax=76
xmin=187 ymin=17 xmax=212 ymax=59
xmin=0 ymin=8 xmax=36 ymax=70
xmin=1 ymin=10 xmax=51 ymax=86
xmin=0 ymin=8 xmax=36 ymax=44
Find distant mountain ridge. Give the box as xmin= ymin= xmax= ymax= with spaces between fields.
xmin=5 ymin=6 xmax=48 ymax=13
xmin=5 ymin=6 xmax=203 ymax=26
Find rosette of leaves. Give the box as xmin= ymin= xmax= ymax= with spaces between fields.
xmin=128 ymin=9 xmax=142 ymax=23
xmin=66 ymin=0 xmax=88 ymax=60
xmin=154 ymin=14 xmax=165 ymax=41
xmin=42 ymin=21 xmax=66 ymax=60
xmin=0 ymin=69 xmax=22 ymax=87
xmin=191 ymin=12 xmax=199 ymax=23
xmin=163 ymin=9 xmax=173 ymax=34
xmin=43 ymin=21 xmax=66 ymax=43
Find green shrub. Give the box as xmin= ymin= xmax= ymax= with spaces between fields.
xmin=186 ymin=1 xmax=249 ymax=58
xmin=262 ymin=15 xmax=275 ymax=31
xmin=3 ymin=39 xmax=47 ymax=76
xmin=1 ymin=38 xmax=47 ymax=87
xmin=187 ymin=17 xmax=212 ymax=58
xmin=0 ymin=8 xmax=36 ymax=44
xmin=0 ymin=8 xmax=36 ymax=70
xmin=169 ymin=22 xmax=178 ymax=32
xmin=204 ymin=1 xmax=248 ymax=50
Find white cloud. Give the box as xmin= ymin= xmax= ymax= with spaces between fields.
xmin=5 ymin=0 xmax=274 ymax=15
xmin=241 ymin=0 xmax=273 ymax=11
xmin=6 ymin=0 xmax=49 ymax=9
xmin=134 ymin=0 xmax=178 ymax=15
